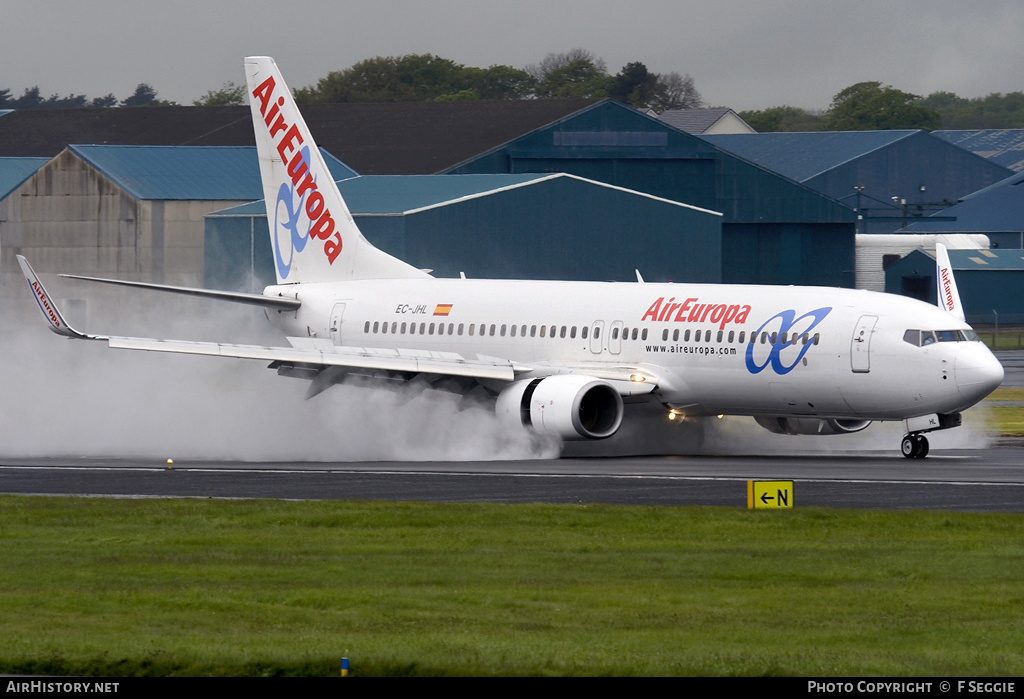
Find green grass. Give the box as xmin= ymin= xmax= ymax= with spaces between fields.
xmin=1 ymin=496 xmax=1023 ymax=676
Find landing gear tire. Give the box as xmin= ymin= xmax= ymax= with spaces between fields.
xmin=901 ymin=434 xmax=929 ymax=459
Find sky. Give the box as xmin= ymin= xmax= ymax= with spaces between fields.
xmin=1 ymin=0 xmax=1022 ymax=112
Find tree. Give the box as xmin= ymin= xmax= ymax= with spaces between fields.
xmin=609 ymin=62 xmax=659 ymax=109
xmin=462 ymin=65 xmax=535 ymax=100
xmin=526 ymin=48 xmax=607 ymax=83
xmin=739 ymin=105 xmax=822 ymax=132
xmin=194 ymin=81 xmax=246 ymax=106
xmin=820 ymin=81 xmax=940 ymax=131
xmin=297 ymin=54 xmax=471 ymax=103
xmin=532 ymin=56 xmax=610 ymax=99
xmin=90 ymin=94 xmax=118 ymax=108
xmin=121 ymin=83 xmax=160 ymax=107
xmin=650 ymin=72 xmax=702 ymax=112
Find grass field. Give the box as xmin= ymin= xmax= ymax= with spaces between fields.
xmin=2 ymin=495 xmax=1023 ymax=676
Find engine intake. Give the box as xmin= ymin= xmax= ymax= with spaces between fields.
xmin=754 ymin=416 xmax=872 ymax=436
xmin=496 ymin=375 xmax=624 ymax=440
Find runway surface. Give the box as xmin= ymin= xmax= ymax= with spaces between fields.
xmin=2 ymin=444 xmax=1023 ymax=512
xmin=2 ymin=351 xmax=1020 ymax=513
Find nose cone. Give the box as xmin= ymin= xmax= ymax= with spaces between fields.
xmin=955 ymin=344 xmax=1004 ymax=406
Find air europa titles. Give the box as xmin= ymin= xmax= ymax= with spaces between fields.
xmin=940 ymin=266 xmax=956 ymax=312
xmin=642 ymin=297 xmax=751 ymax=331
xmin=30 ymin=280 xmax=61 ymax=330
xmin=252 ymin=75 xmax=342 ymax=266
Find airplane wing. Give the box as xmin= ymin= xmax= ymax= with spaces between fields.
xmin=18 ymin=256 xmax=657 ymax=395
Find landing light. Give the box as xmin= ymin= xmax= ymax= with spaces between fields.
xmin=630 ymin=373 xmax=646 ymax=383
xmin=668 ymin=409 xmax=683 ymax=421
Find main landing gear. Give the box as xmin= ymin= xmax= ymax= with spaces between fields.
xmin=901 ymin=433 xmax=929 ymax=459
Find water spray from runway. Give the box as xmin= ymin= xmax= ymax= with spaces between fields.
xmin=0 ymin=287 xmax=558 ymax=462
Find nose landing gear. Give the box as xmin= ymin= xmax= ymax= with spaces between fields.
xmin=901 ymin=433 xmax=929 ymax=459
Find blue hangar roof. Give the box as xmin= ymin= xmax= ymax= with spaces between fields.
xmin=0 ymin=156 xmax=49 ymax=198
xmin=905 ymin=170 xmax=1024 ymax=233
xmin=934 ymin=130 xmax=1024 ymax=173
xmin=702 ymin=131 xmax=921 ymax=182
xmin=69 ymin=145 xmax=358 ymax=200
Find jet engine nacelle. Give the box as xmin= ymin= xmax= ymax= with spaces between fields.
xmin=754 ymin=416 xmax=872 ymax=436
xmin=496 ymin=375 xmax=624 ymax=440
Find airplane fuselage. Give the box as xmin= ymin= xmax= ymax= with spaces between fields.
xmin=264 ymin=278 xmax=1002 ymax=422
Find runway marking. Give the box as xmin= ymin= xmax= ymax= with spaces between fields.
xmin=3 ymin=464 xmax=1024 ymax=488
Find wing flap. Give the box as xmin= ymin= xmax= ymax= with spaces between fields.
xmin=108 ymin=336 xmax=516 ymax=381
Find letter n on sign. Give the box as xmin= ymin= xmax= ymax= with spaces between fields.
xmin=747 ymin=481 xmax=794 ymax=509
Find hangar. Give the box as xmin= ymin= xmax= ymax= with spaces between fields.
xmin=445 ymin=100 xmax=858 ymax=287
xmin=205 ymin=173 xmax=723 ymax=290
xmin=704 ymin=130 xmax=1012 ymax=236
xmin=903 ymin=170 xmax=1024 ymax=250
xmin=0 ymin=144 xmax=354 ymax=286
xmin=885 ymin=247 xmax=1024 ymax=324
xmin=934 ymin=129 xmax=1024 ymax=173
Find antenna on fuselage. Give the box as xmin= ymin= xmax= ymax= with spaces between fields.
xmin=934 ymin=243 xmax=965 ymax=322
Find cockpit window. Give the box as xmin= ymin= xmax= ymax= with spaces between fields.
xmin=903 ymin=328 xmax=981 ymax=347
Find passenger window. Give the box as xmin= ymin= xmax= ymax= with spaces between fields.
xmin=521 ymin=325 xmax=527 ymax=337
xmin=780 ymin=332 xmax=787 ymax=344
xmin=594 ymin=327 xmax=601 ymax=339
xmin=728 ymin=331 xmax=735 ymax=343
xmin=581 ymin=326 xmax=588 ymax=340
xmin=401 ymin=322 xmax=407 ymax=334
xmin=662 ymin=329 xmax=668 ymax=341
xmin=540 ymin=325 xmax=546 ymax=338
xmin=612 ymin=327 xmax=619 ymax=340
xmin=501 ymin=324 xmax=507 ymax=337
xmin=364 ymin=321 xmax=370 ymax=333
xmin=531 ymin=325 xmax=537 ymax=337
xmin=372 ymin=321 xmax=379 ymax=333
xmin=510 ymin=324 xmax=517 ymax=337
xmin=550 ymin=326 xmax=556 ymax=338
xmin=560 ymin=326 xmax=566 ymax=338
xmin=457 ymin=323 xmax=463 ymax=336
xmin=684 ymin=329 xmax=691 ymax=342
xmin=642 ymin=328 xmax=648 ymax=341
xmin=468 ymin=324 xmax=474 ymax=336
xmin=489 ymin=324 xmax=496 ymax=336
xmin=382 ymin=322 xmax=388 ymax=334
xmin=813 ymin=333 xmax=820 ymax=345
xmin=570 ymin=326 xmax=577 ymax=339
xmin=716 ymin=330 xmax=723 ymax=342
xmin=673 ymin=329 xmax=679 ymax=342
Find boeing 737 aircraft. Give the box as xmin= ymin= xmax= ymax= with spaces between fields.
xmin=19 ymin=56 xmax=1004 ymax=459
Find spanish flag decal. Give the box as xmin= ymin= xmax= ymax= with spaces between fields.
xmin=433 ymin=303 xmax=453 ymax=316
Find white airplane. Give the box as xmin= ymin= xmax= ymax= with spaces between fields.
xmin=18 ymin=56 xmax=1004 ymax=459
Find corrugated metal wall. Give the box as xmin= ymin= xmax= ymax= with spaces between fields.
xmin=448 ymin=101 xmax=858 ymax=287
xmin=204 ymin=176 xmax=722 ymax=288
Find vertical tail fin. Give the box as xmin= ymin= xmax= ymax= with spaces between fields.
xmin=244 ymin=56 xmax=428 ymax=284
xmin=935 ymin=243 xmax=965 ymax=322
